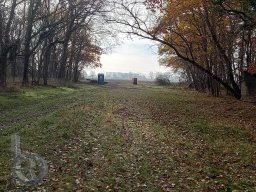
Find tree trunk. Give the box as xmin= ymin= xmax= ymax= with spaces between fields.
xmin=73 ymin=60 xmax=80 ymax=82
xmin=58 ymin=4 xmax=75 ymax=80
xmin=204 ymin=9 xmax=241 ymax=99
xmin=0 ymin=0 xmax=17 ymax=86
xmin=37 ymin=40 xmax=47 ymax=83
xmin=0 ymin=54 xmax=7 ymax=87
xmin=0 ymin=9 xmax=5 ymax=86
xmin=22 ymin=0 xmax=40 ymax=86
xmin=43 ymin=43 xmax=52 ymax=85
xmin=68 ymin=36 xmax=75 ymax=80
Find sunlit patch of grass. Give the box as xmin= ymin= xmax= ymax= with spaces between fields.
xmin=0 ymin=86 xmax=78 ymax=110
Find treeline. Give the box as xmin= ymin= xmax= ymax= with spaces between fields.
xmin=156 ymin=0 xmax=256 ymax=98
xmin=113 ymin=0 xmax=256 ymax=99
xmin=0 ymin=0 xmax=110 ymax=86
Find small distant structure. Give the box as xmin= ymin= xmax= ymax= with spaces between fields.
xmin=98 ymin=73 xmax=105 ymax=85
xmin=133 ymin=78 xmax=138 ymax=85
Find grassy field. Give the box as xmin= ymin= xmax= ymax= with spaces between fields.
xmin=0 ymin=81 xmax=255 ymax=191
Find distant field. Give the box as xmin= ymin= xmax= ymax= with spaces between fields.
xmin=0 ymin=81 xmax=255 ymax=191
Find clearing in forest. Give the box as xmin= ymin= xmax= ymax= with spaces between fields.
xmin=0 ymin=82 xmax=255 ymax=191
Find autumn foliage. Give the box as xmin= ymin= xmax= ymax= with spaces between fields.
xmin=143 ymin=0 xmax=256 ymax=97
xmin=248 ymin=63 xmax=256 ymax=75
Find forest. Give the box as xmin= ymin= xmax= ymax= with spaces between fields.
xmin=0 ymin=0 xmax=110 ymax=86
xmin=112 ymin=0 xmax=256 ymax=99
xmin=0 ymin=0 xmax=256 ymax=99
xmin=1 ymin=0 xmax=256 ymax=191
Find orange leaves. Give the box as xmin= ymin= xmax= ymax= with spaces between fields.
xmin=159 ymin=55 xmax=186 ymax=70
xmin=247 ymin=63 xmax=256 ymax=75
xmin=154 ymin=0 xmax=214 ymax=70
xmin=153 ymin=0 xmax=246 ymax=74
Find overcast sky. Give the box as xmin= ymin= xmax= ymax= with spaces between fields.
xmin=95 ymin=36 xmax=170 ymax=75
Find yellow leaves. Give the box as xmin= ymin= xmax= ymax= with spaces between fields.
xmin=162 ymin=0 xmax=204 ymax=18
xmin=159 ymin=55 xmax=186 ymax=70
xmin=155 ymin=0 xmax=243 ymax=72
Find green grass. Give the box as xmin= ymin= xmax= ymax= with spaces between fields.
xmin=0 ymin=86 xmax=74 ymax=108
xmin=0 ymin=82 xmax=255 ymax=191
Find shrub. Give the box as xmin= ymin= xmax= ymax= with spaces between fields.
xmin=155 ymin=75 xmax=171 ymax=86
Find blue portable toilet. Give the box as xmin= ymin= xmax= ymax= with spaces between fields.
xmin=98 ymin=73 xmax=104 ymax=85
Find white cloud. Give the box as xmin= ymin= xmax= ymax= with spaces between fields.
xmin=97 ymin=37 xmax=170 ymax=74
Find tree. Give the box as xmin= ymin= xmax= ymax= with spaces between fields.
xmin=149 ymin=71 xmax=155 ymax=80
xmin=112 ymin=0 xmax=256 ymax=99
xmin=58 ymin=0 xmax=106 ymax=80
xmin=0 ymin=0 xmax=19 ymax=86
xmin=22 ymin=0 xmax=42 ymax=86
xmin=0 ymin=0 xmax=114 ymax=86
xmin=212 ymin=0 xmax=256 ymax=28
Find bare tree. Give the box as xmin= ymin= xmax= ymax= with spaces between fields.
xmin=0 ymin=0 xmax=116 ymax=86
xmin=0 ymin=0 xmax=19 ymax=86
